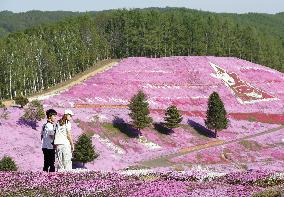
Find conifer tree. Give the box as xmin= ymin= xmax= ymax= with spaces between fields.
xmin=0 ymin=156 xmax=17 ymax=171
xmin=128 ymin=90 xmax=153 ymax=133
xmin=164 ymin=105 xmax=183 ymax=129
xmin=73 ymin=134 xmax=98 ymax=167
xmin=205 ymin=92 xmax=228 ymax=137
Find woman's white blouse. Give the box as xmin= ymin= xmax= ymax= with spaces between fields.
xmin=54 ymin=121 xmax=72 ymax=145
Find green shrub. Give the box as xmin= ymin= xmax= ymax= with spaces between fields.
xmin=0 ymin=156 xmax=18 ymax=171
xmin=0 ymin=101 xmax=5 ymax=108
xmin=22 ymin=100 xmax=45 ymax=122
xmin=239 ymin=140 xmax=262 ymax=151
xmin=0 ymin=108 xmax=9 ymax=120
xmin=14 ymin=95 xmax=29 ymax=108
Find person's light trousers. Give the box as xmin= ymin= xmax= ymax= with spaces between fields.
xmin=56 ymin=144 xmax=72 ymax=171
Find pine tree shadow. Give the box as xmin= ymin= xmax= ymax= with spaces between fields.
xmin=112 ymin=117 xmax=141 ymax=138
xmin=187 ymin=119 xmax=215 ymax=138
xmin=72 ymin=161 xmax=87 ymax=169
xmin=153 ymin=122 xmax=173 ymax=135
xmin=17 ymin=117 xmax=38 ymax=130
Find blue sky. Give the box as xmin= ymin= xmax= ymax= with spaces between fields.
xmin=0 ymin=0 xmax=283 ymax=14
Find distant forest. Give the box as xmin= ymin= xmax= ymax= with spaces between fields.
xmin=0 ymin=8 xmax=283 ymax=100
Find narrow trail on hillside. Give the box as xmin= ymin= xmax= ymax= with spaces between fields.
xmin=134 ymin=125 xmax=284 ymax=168
xmin=3 ymin=59 xmax=119 ymax=106
xmin=30 ymin=60 xmax=119 ymax=100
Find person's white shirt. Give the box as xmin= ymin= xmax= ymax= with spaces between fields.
xmin=54 ymin=121 xmax=71 ymax=146
xmin=41 ymin=122 xmax=55 ymax=149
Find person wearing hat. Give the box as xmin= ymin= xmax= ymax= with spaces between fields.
xmin=54 ymin=109 xmax=75 ymax=171
xmin=41 ymin=109 xmax=57 ymax=172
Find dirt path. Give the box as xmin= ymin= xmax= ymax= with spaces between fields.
xmin=134 ymin=125 xmax=284 ymax=168
xmin=2 ymin=59 xmax=119 ymax=106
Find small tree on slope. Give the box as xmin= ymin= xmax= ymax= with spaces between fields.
xmin=164 ymin=105 xmax=183 ymax=130
xmin=128 ymin=90 xmax=153 ymax=135
xmin=205 ymin=92 xmax=228 ymax=137
xmin=73 ymin=134 xmax=98 ymax=167
xmin=0 ymin=156 xmax=18 ymax=171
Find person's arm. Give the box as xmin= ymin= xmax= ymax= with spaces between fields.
xmin=41 ymin=124 xmax=45 ymax=140
xmin=67 ymin=130 xmax=74 ymax=152
xmin=47 ymin=124 xmax=55 ymax=141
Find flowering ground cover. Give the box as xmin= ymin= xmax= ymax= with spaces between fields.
xmin=169 ymin=128 xmax=284 ymax=173
xmin=1 ymin=56 xmax=284 ymax=171
xmin=44 ymin=56 xmax=284 ymax=114
xmin=0 ymin=56 xmax=284 ymax=195
xmin=0 ymin=170 xmax=283 ymax=197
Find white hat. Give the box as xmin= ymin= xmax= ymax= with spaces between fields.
xmin=64 ymin=109 xmax=74 ymax=116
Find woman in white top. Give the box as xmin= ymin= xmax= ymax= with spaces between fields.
xmin=54 ymin=109 xmax=74 ymax=171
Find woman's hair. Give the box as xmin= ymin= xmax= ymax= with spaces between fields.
xmin=59 ymin=114 xmax=69 ymax=126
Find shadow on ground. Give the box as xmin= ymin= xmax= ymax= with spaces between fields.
xmin=112 ymin=116 xmax=141 ymax=138
xmin=72 ymin=161 xmax=87 ymax=169
xmin=153 ymin=122 xmax=173 ymax=135
xmin=187 ymin=119 xmax=215 ymax=138
xmin=17 ymin=118 xmax=38 ymax=130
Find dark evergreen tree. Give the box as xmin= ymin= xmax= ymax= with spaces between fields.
xmin=73 ymin=133 xmax=98 ymax=167
xmin=128 ymin=90 xmax=153 ymax=133
xmin=164 ymin=105 xmax=183 ymax=129
xmin=205 ymin=92 xmax=228 ymax=137
xmin=0 ymin=156 xmax=17 ymax=171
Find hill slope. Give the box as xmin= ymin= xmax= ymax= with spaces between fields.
xmin=0 ymin=56 xmax=283 ymax=173
xmin=0 ymin=8 xmax=284 ymax=100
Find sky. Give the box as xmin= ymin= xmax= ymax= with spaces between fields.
xmin=0 ymin=0 xmax=283 ymax=14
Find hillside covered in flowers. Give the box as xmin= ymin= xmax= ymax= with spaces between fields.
xmin=0 ymin=56 xmax=283 ymax=196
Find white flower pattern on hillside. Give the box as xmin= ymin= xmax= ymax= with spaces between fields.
xmin=137 ymin=136 xmax=161 ymax=150
xmin=92 ymin=134 xmax=125 ymax=155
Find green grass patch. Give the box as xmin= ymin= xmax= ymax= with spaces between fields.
xmin=239 ymin=140 xmax=262 ymax=151
xmin=101 ymin=123 xmax=121 ymax=136
xmin=248 ymin=116 xmax=257 ymax=122
xmin=1 ymin=189 xmax=51 ymax=196
xmin=250 ymin=187 xmax=282 ymax=197
xmin=102 ymin=123 xmax=118 ymax=131
xmin=84 ymin=130 xmax=95 ymax=138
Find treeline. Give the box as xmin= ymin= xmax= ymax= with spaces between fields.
xmin=224 ymin=12 xmax=284 ymax=40
xmin=0 ymin=15 xmax=109 ymax=99
xmin=0 ymin=8 xmax=283 ymax=100
xmin=102 ymin=8 xmax=283 ymax=67
xmin=0 ymin=10 xmax=84 ymax=37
